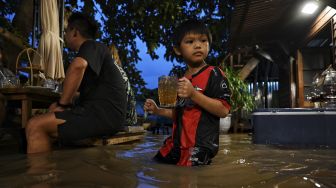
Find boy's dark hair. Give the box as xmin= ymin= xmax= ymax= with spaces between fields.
xmin=173 ymin=19 xmax=212 ymax=47
xmin=68 ymin=12 xmax=98 ymax=39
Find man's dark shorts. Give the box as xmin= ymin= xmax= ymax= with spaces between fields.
xmin=55 ymin=105 xmax=119 ymax=143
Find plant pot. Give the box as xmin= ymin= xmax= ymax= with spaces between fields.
xmin=219 ymin=114 xmax=231 ymax=134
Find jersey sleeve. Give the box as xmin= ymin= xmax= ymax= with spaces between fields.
xmin=204 ymin=67 xmax=231 ymax=110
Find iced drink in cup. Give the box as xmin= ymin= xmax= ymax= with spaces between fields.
xmin=158 ymin=75 xmax=178 ymax=107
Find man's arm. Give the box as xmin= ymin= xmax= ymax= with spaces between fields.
xmin=58 ymin=57 xmax=87 ymax=105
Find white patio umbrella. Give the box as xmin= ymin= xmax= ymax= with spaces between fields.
xmin=33 ymin=0 xmax=65 ymax=81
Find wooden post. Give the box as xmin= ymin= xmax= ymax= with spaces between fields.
xmin=289 ymin=57 xmax=296 ymax=108
xmin=297 ymin=50 xmax=304 ymax=107
xmin=229 ymin=55 xmax=233 ymax=68
xmin=21 ymin=99 xmax=32 ymax=128
xmin=332 ymin=16 xmax=336 ymax=68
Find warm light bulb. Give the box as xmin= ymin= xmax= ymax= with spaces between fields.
xmin=301 ymin=2 xmax=318 ymax=14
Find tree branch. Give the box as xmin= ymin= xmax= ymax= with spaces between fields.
xmin=0 ymin=27 xmax=28 ymax=49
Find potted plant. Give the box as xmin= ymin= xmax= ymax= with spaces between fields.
xmin=220 ymin=66 xmax=255 ymax=133
xmin=224 ymin=66 xmax=255 ymax=112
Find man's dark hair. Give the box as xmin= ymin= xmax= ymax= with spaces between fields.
xmin=173 ymin=19 xmax=212 ymax=47
xmin=68 ymin=12 xmax=98 ymax=39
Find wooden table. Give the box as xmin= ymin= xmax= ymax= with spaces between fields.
xmin=0 ymin=87 xmax=60 ymax=128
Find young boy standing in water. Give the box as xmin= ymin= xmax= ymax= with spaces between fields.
xmin=144 ymin=19 xmax=231 ymax=166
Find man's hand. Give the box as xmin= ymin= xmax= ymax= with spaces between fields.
xmin=48 ymin=102 xmax=65 ymax=113
xmin=177 ymin=77 xmax=195 ymax=99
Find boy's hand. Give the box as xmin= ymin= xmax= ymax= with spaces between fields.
xmin=144 ymin=99 xmax=158 ymax=114
xmin=177 ymin=77 xmax=195 ymax=98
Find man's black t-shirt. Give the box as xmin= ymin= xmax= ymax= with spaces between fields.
xmin=76 ymin=40 xmax=127 ymax=125
xmin=56 ymin=40 xmax=127 ymax=141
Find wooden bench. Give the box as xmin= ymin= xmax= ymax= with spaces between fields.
xmin=92 ymin=131 xmax=145 ymax=146
xmin=71 ymin=126 xmax=146 ymax=146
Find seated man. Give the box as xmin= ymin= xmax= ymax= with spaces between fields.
xmin=25 ymin=12 xmax=127 ymax=154
xmin=110 ymin=44 xmax=137 ymax=126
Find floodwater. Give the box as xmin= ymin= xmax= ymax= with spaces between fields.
xmin=0 ymin=133 xmax=336 ymax=187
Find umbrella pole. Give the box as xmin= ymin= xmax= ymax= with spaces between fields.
xmin=32 ymin=0 xmax=37 ymax=48
xmin=59 ymin=0 xmax=65 ymax=53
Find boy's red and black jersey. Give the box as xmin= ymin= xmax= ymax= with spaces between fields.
xmin=157 ymin=65 xmax=231 ymax=166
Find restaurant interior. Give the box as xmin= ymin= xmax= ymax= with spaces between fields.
xmin=222 ymin=0 xmax=336 ymax=147
xmin=228 ymin=0 xmax=336 ymax=109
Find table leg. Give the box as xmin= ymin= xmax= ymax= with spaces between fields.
xmin=21 ymin=99 xmax=32 ymax=128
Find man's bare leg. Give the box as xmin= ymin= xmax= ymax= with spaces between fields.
xmin=26 ymin=112 xmax=65 ymax=154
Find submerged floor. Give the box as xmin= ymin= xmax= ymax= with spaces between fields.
xmin=0 ymin=132 xmax=335 ymax=187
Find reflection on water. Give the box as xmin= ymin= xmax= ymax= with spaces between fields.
xmin=0 ymin=133 xmax=335 ymax=187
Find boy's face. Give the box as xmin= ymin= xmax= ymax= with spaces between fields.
xmin=174 ymin=33 xmax=210 ymax=66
